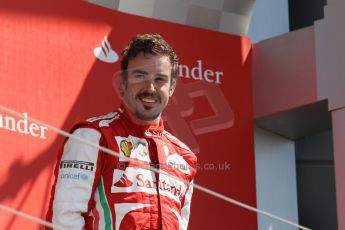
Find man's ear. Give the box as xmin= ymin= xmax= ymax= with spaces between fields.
xmin=169 ymin=79 xmax=176 ymax=96
xmin=112 ymin=73 xmax=125 ymax=97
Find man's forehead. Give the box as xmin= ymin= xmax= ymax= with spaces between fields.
xmin=128 ymin=53 xmax=172 ymax=70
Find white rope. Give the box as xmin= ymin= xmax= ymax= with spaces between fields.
xmin=0 ymin=204 xmax=66 ymax=230
xmin=0 ymin=104 xmax=312 ymax=230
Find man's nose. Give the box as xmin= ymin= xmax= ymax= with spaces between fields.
xmin=143 ymin=79 xmax=156 ymax=92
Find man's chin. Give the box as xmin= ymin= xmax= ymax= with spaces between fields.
xmin=134 ymin=109 xmax=161 ymax=122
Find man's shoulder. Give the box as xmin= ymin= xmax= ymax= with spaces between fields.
xmin=83 ymin=109 xmax=122 ymax=128
xmin=163 ymin=130 xmax=197 ymax=173
xmin=70 ymin=110 xmax=123 ymax=137
xmin=163 ymin=130 xmax=192 ymax=152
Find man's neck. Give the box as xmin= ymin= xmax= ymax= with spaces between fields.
xmin=130 ymin=113 xmax=160 ymax=126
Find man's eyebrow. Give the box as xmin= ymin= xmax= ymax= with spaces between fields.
xmin=131 ymin=69 xmax=169 ymax=79
xmin=132 ymin=69 xmax=148 ymax=75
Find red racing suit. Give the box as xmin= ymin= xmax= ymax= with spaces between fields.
xmin=46 ymin=106 xmax=197 ymax=230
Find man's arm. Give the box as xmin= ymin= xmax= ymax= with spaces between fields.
xmin=50 ymin=128 xmax=102 ymax=229
xmin=180 ymin=180 xmax=194 ymax=230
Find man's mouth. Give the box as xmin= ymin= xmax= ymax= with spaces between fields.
xmin=141 ymin=97 xmax=156 ymax=103
xmin=137 ymin=92 xmax=160 ymax=106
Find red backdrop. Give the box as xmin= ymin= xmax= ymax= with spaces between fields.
xmin=0 ymin=1 xmax=256 ymax=229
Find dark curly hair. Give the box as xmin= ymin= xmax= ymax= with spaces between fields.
xmin=121 ymin=34 xmax=179 ymax=83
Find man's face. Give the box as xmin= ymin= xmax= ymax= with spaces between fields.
xmin=121 ymin=52 xmax=176 ymax=123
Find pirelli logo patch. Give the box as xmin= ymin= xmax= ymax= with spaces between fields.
xmin=60 ymin=160 xmax=95 ymax=172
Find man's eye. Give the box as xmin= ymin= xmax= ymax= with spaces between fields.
xmin=156 ymin=77 xmax=167 ymax=83
xmin=133 ymin=74 xmax=146 ymax=80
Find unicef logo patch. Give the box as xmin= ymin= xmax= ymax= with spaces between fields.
xmin=81 ymin=174 xmax=88 ymax=181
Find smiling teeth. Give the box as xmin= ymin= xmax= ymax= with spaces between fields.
xmin=142 ymin=98 xmax=155 ymax=103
